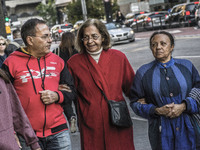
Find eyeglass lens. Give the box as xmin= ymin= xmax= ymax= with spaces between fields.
xmin=82 ymin=34 xmax=99 ymax=41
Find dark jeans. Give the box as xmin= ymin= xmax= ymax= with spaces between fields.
xmin=19 ymin=130 xmax=71 ymax=150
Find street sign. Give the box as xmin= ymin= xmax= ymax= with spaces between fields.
xmin=5 ymin=26 xmax=11 ymax=34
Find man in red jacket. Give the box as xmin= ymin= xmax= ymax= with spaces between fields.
xmin=2 ymin=18 xmax=76 ymax=150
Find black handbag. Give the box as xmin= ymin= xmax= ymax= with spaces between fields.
xmin=100 ymin=90 xmax=133 ymax=128
xmin=107 ymin=99 xmax=133 ymax=128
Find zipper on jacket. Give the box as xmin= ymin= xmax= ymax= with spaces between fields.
xmin=37 ymin=58 xmax=47 ymax=137
xmin=43 ymin=105 xmax=47 ymax=137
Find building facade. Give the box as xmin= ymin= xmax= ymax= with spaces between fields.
xmin=4 ymin=0 xmax=71 ymax=27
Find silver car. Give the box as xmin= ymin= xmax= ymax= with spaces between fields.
xmin=105 ymin=22 xmax=135 ymax=45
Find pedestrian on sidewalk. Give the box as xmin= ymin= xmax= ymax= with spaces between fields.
xmin=6 ymin=29 xmax=24 ymax=55
xmin=0 ymin=36 xmax=9 ymax=67
xmin=0 ymin=69 xmax=41 ymax=150
xmin=115 ymin=10 xmax=125 ymax=25
xmin=130 ymin=31 xmax=200 ymax=150
xmin=67 ymin=18 xmax=135 ymax=150
xmin=2 ymin=18 xmax=76 ymax=150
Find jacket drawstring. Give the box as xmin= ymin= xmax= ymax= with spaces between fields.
xmin=26 ymin=55 xmax=37 ymax=94
xmin=39 ymin=57 xmax=46 ymax=90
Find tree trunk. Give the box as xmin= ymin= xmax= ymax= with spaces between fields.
xmin=0 ymin=0 xmax=7 ymax=38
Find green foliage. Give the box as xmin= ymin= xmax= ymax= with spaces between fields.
xmin=66 ymin=0 xmax=119 ymax=24
xmin=112 ymin=0 xmax=120 ymax=19
xmin=36 ymin=0 xmax=57 ymax=26
xmin=66 ymin=0 xmax=83 ymax=24
xmin=86 ymin=0 xmax=104 ymax=20
xmin=36 ymin=0 xmax=120 ymax=25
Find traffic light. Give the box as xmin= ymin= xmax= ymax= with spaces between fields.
xmin=5 ymin=17 xmax=9 ymax=22
xmin=4 ymin=16 xmax=11 ymax=34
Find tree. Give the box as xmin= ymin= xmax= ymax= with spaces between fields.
xmin=66 ymin=0 xmax=83 ymax=24
xmin=66 ymin=0 xmax=119 ymax=24
xmin=111 ymin=0 xmax=120 ymax=19
xmin=36 ymin=0 xmax=57 ymax=26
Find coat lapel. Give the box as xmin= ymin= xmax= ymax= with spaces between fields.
xmin=83 ymin=52 xmax=110 ymax=98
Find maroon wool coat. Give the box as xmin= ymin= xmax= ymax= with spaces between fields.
xmin=0 ymin=78 xmax=40 ymax=149
xmin=67 ymin=49 xmax=135 ymax=150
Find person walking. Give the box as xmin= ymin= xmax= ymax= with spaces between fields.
xmin=0 ymin=36 xmax=9 ymax=67
xmin=6 ymin=29 xmax=24 ymax=55
xmin=2 ymin=18 xmax=76 ymax=150
xmin=130 ymin=31 xmax=200 ymax=150
xmin=67 ymin=18 xmax=135 ymax=150
xmin=53 ymin=31 xmax=78 ymax=133
xmin=0 ymin=69 xmax=41 ymax=150
xmin=115 ymin=10 xmax=125 ymax=25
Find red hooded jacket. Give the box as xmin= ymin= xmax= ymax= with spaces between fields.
xmin=2 ymin=48 xmax=76 ymax=137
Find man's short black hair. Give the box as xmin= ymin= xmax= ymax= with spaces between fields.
xmin=13 ymin=29 xmax=20 ymax=35
xmin=21 ymin=18 xmax=46 ymax=46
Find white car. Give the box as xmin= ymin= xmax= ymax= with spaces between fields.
xmin=51 ymin=23 xmax=73 ymax=33
xmin=105 ymin=22 xmax=135 ymax=45
xmin=51 ymin=23 xmax=73 ymax=40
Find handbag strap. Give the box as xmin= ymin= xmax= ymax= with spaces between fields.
xmin=93 ymin=78 xmax=109 ymax=102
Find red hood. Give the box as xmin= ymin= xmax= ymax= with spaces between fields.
xmin=11 ymin=47 xmax=52 ymax=58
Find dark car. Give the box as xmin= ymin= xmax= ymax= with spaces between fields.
xmin=167 ymin=1 xmax=199 ymax=27
xmin=124 ymin=11 xmax=148 ymax=27
xmin=195 ymin=3 xmax=200 ymax=28
xmin=130 ymin=12 xmax=153 ymax=31
xmin=143 ymin=11 xmax=169 ymax=30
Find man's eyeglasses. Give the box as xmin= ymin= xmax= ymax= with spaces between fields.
xmin=0 ymin=43 xmax=6 ymax=46
xmin=31 ymin=34 xmax=52 ymax=41
xmin=82 ymin=34 xmax=100 ymax=41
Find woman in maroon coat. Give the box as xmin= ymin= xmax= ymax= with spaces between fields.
xmin=67 ymin=18 xmax=135 ymax=150
xmin=0 ymin=69 xmax=41 ymax=150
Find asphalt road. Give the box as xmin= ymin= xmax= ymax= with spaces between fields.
xmin=51 ymin=27 xmax=200 ymax=150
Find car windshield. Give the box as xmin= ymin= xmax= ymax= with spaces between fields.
xmin=149 ymin=13 xmax=167 ymax=18
xmin=105 ymin=23 xmax=121 ymax=30
xmin=186 ymin=4 xmax=195 ymax=11
xmin=61 ymin=25 xmax=73 ymax=29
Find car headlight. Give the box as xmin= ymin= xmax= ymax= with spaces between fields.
xmin=110 ymin=34 xmax=114 ymax=37
xmin=130 ymin=30 xmax=134 ymax=34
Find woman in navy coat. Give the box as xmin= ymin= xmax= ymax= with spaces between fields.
xmin=130 ymin=31 xmax=200 ymax=150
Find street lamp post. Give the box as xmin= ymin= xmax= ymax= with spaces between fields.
xmin=81 ymin=0 xmax=87 ymax=21
xmin=103 ymin=0 xmax=112 ymax=23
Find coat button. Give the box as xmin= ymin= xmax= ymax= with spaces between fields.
xmin=170 ymin=93 xmax=173 ymax=97
xmin=166 ymin=77 xmax=169 ymax=80
xmin=176 ymin=127 xmax=179 ymax=131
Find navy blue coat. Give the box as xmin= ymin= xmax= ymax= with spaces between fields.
xmin=130 ymin=58 xmax=200 ymax=150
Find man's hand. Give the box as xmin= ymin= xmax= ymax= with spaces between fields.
xmin=58 ymin=84 xmax=72 ymax=92
xmin=39 ymin=90 xmax=58 ymax=105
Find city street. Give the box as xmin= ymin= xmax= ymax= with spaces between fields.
xmin=51 ymin=27 xmax=200 ymax=150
